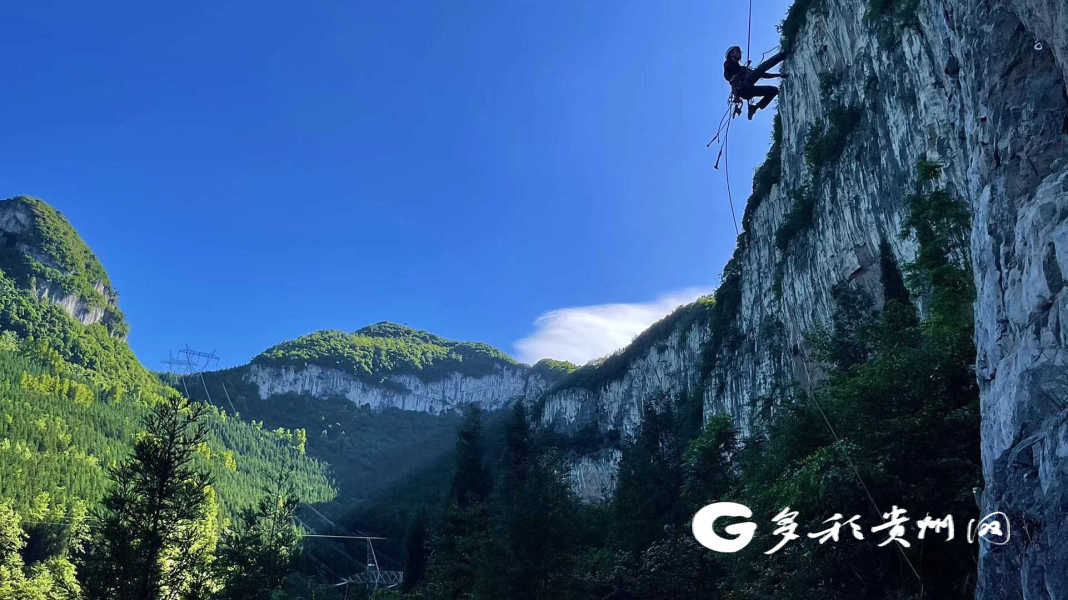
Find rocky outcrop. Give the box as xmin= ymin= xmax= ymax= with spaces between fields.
xmin=537 ymin=318 xmax=709 ymax=437
xmin=568 ymin=449 xmax=622 ymax=502
xmin=0 ymin=196 xmax=124 ymax=333
xmin=247 ymin=362 xmax=552 ymax=415
xmin=33 ymin=280 xmax=112 ymax=327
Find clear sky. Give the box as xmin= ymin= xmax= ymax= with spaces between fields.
xmin=1 ymin=0 xmax=792 ymax=368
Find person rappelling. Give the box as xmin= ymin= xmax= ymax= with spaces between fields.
xmin=723 ymin=45 xmax=787 ymax=120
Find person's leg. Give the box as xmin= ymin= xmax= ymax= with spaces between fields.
xmin=752 ymin=52 xmax=785 ymax=77
xmin=750 ymin=85 xmax=778 ymax=109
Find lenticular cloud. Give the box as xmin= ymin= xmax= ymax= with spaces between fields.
xmin=514 ymin=287 xmax=714 ymax=366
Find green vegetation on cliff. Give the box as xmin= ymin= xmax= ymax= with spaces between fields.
xmin=254 ymin=322 xmax=519 ymax=383
xmin=0 ymin=196 xmax=127 ymax=337
xmin=529 ymin=358 xmax=578 ymax=381
xmin=549 ymin=296 xmax=715 ymax=392
xmin=0 ymin=199 xmax=335 ymax=534
xmin=186 ymin=367 xmax=463 ymax=509
xmin=381 ymin=160 xmax=980 ymax=600
xmin=0 ymin=288 xmax=334 ymax=518
xmin=803 ymin=105 xmax=863 ymax=173
xmin=0 ymin=196 xmax=338 ymax=598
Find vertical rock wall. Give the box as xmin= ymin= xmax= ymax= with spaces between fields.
xmin=535 ymin=2 xmax=1067 ymax=595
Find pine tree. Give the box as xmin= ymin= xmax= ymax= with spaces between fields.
xmin=477 ymin=403 xmax=578 ymax=599
xmin=425 ymin=405 xmax=492 ymax=599
xmin=214 ymin=481 xmax=302 ymax=600
xmin=82 ymin=395 xmax=216 ymax=600
xmin=401 ymin=509 xmax=428 ymax=592
xmin=612 ymin=398 xmax=683 ymax=556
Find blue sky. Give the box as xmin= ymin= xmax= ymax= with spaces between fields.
xmin=1 ymin=0 xmax=791 ymax=368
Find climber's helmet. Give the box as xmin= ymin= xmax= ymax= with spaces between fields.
xmin=726 ymin=46 xmax=742 ymax=61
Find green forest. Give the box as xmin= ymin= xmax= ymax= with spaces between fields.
xmin=0 ymin=197 xmax=341 ymax=598
xmin=0 ymin=148 xmax=983 ymax=600
xmin=255 ymin=322 xmax=521 ymax=383
xmin=361 ymin=159 xmax=980 ymax=600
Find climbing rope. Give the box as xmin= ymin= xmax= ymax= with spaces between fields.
xmin=746 ymin=0 xmax=753 ymax=67
xmin=721 ymin=117 xmax=741 ymax=235
xmin=798 ymin=361 xmax=925 ymax=590
xmin=706 ymin=0 xmax=755 ymax=236
xmin=706 ymin=98 xmax=735 ymax=148
xmin=707 ymin=92 xmax=741 ymax=235
xmin=758 ymin=43 xmax=781 ymax=64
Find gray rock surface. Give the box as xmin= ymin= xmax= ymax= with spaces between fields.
xmin=234 ymin=4 xmax=1067 ymax=592
xmin=533 ymin=2 xmax=1067 ymax=595
xmin=247 ymin=362 xmax=550 ymax=415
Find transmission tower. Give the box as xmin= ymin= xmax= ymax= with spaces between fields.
xmin=161 ymin=346 xmax=236 ymax=414
xmin=318 ymin=535 xmax=402 ymax=598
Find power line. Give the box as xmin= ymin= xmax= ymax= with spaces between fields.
xmin=798 ymin=358 xmax=924 ymax=590
xmin=161 ymin=346 xmax=238 ymax=416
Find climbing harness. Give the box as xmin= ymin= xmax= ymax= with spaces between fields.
xmin=705 ymin=95 xmax=741 ymax=235
xmin=706 ymin=0 xmax=761 ymax=236
xmin=703 ymin=1 xmax=925 ymax=593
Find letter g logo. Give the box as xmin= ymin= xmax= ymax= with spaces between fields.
xmin=692 ymin=502 xmax=757 ymax=553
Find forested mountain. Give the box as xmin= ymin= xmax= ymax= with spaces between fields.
xmin=340 ymin=0 xmax=1066 ymax=598
xmin=0 ymin=195 xmax=336 ymax=597
xmin=1 ymin=0 xmax=1065 ymax=595
xmin=183 ymin=323 xmax=575 ymax=516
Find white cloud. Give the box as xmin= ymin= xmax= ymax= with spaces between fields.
xmin=514 ymin=287 xmax=715 ymax=366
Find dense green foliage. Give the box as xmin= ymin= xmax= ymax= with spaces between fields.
xmin=551 ymin=296 xmax=715 ymax=392
xmin=774 ymin=187 xmax=818 ymax=251
xmin=0 ymin=494 xmax=87 ymax=599
xmin=255 ymin=323 xmax=519 ymax=384
xmin=0 ymin=196 xmax=126 ymax=337
xmin=413 ymin=405 xmax=604 ymax=600
xmin=186 ymin=368 xmax=462 ymax=509
xmin=780 ymin=0 xmax=824 ymax=53
xmin=803 ymin=106 xmax=863 ymax=172
xmin=529 ymin=357 xmax=577 ymax=381
xmin=0 ymin=197 xmax=337 ymax=597
xmin=717 ymin=182 xmax=977 ymax=598
xmin=0 ymin=339 xmax=333 ymax=520
xmin=423 ymin=407 xmax=493 ymax=598
xmin=82 ymin=396 xmax=217 ymax=600
xmin=742 ymin=113 xmax=784 ymax=238
xmin=612 ymin=400 xmax=687 ymax=556
xmin=381 ymin=159 xmax=980 ymax=599
xmin=0 ymin=264 xmax=150 ymax=390
xmin=214 ymin=485 xmax=304 ymax=600
xmin=866 ymin=0 xmax=922 ymax=48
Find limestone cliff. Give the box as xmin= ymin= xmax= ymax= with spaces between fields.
xmin=533 ymin=2 xmax=1067 ymax=596
xmin=247 ymin=362 xmax=551 ymax=414
xmin=241 ymin=323 xmax=566 ymax=415
xmin=0 ymin=196 xmax=127 ymax=336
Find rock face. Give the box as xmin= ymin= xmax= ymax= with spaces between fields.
xmin=534 ymin=1 xmax=1067 ymax=595
xmin=536 ymin=315 xmax=711 ymax=501
xmin=247 ymin=362 xmax=551 ymax=415
xmin=0 ymin=196 xmax=125 ymax=334
xmin=537 ymin=319 xmax=710 ymax=438
xmin=33 ymin=280 xmax=112 ymax=327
